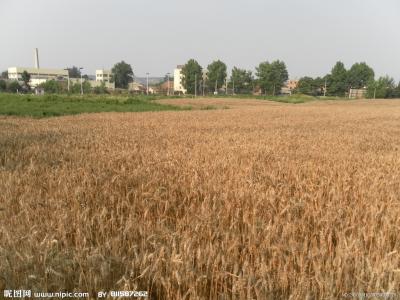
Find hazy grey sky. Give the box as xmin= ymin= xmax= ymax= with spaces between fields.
xmin=1 ymin=0 xmax=399 ymax=80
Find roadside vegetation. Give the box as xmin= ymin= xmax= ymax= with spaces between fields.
xmin=209 ymin=93 xmax=348 ymax=103
xmin=0 ymin=94 xmax=187 ymax=118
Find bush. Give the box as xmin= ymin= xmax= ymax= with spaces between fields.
xmin=93 ymin=83 xmax=109 ymax=94
xmin=0 ymin=80 xmax=6 ymax=92
xmin=39 ymin=80 xmax=64 ymax=94
xmin=7 ymin=81 xmax=21 ymax=93
xmin=70 ymin=81 xmax=91 ymax=94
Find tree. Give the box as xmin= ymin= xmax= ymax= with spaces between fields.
xmin=162 ymin=73 xmax=173 ymax=83
xmin=230 ymin=67 xmax=253 ymax=94
xmin=21 ymin=71 xmax=31 ymax=89
xmin=39 ymin=80 xmax=64 ymax=94
xmin=71 ymin=81 xmax=91 ymax=94
xmin=181 ymin=59 xmax=202 ymax=95
xmin=0 ymin=80 xmax=6 ymax=92
xmin=7 ymin=81 xmax=21 ymax=93
xmin=327 ymin=61 xmax=348 ymax=96
xmin=93 ymin=82 xmax=108 ymax=94
xmin=256 ymin=60 xmax=288 ymax=95
xmin=111 ymin=61 xmax=133 ymax=89
xmin=347 ymin=62 xmax=374 ymax=89
xmin=314 ymin=77 xmax=326 ymax=96
xmin=395 ymin=82 xmax=400 ymax=98
xmin=68 ymin=66 xmax=81 ymax=78
xmin=296 ymin=77 xmax=313 ymax=95
xmin=295 ymin=76 xmax=325 ymax=96
xmin=206 ymin=60 xmax=227 ymax=93
xmin=366 ymin=76 xmax=396 ymax=99
xmin=1 ymin=70 xmax=8 ymax=79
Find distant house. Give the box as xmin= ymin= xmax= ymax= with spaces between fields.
xmin=96 ymin=70 xmax=112 ymax=83
xmin=349 ymin=88 xmax=367 ymax=99
xmin=174 ymin=65 xmax=186 ymax=94
xmin=286 ymin=80 xmax=299 ymax=91
xmin=128 ymin=82 xmax=145 ymax=93
xmin=161 ymin=80 xmax=173 ymax=93
xmin=281 ymin=80 xmax=299 ymax=95
xmin=280 ymin=87 xmax=292 ymax=95
xmin=8 ymin=67 xmax=68 ymax=88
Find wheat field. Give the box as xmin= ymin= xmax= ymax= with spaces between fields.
xmin=1 ymin=98 xmax=400 ymax=299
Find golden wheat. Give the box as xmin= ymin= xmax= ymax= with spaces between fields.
xmin=1 ymin=98 xmax=400 ymax=299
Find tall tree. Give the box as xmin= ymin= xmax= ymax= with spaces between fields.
xmin=295 ymin=76 xmax=325 ymax=96
xmin=1 ymin=70 xmax=8 ymax=79
xmin=256 ymin=60 xmax=288 ymax=95
xmin=68 ymin=66 xmax=81 ymax=78
xmin=21 ymin=71 xmax=31 ymax=89
xmin=230 ymin=67 xmax=253 ymax=94
xmin=395 ymin=82 xmax=400 ymax=98
xmin=111 ymin=61 xmax=133 ymax=89
xmin=366 ymin=76 xmax=396 ymax=99
xmin=347 ymin=62 xmax=374 ymax=89
xmin=296 ymin=77 xmax=317 ymax=95
xmin=327 ymin=61 xmax=348 ymax=96
xmin=206 ymin=60 xmax=227 ymax=93
xmin=181 ymin=59 xmax=202 ymax=95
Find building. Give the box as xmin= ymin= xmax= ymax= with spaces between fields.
xmin=280 ymin=86 xmax=292 ymax=95
xmin=8 ymin=49 xmax=68 ymax=88
xmin=349 ymin=88 xmax=367 ymax=99
xmin=286 ymin=80 xmax=299 ymax=91
xmin=96 ymin=70 xmax=112 ymax=83
xmin=128 ymin=82 xmax=145 ymax=93
xmin=159 ymin=80 xmax=173 ymax=94
xmin=280 ymin=79 xmax=299 ymax=95
xmin=174 ymin=65 xmax=186 ymax=94
xmin=8 ymin=67 xmax=68 ymax=88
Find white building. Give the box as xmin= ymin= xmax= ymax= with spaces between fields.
xmin=174 ymin=65 xmax=186 ymax=94
xmin=96 ymin=70 xmax=112 ymax=83
xmin=8 ymin=67 xmax=68 ymax=88
xmin=8 ymin=49 xmax=68 ymax=88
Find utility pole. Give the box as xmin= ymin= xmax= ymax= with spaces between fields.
xmin=215 ymin=79 xmax=218 ymax=95
xmin=195 ymin=74 xmax=197 ymax=98
xmin=225 ymin=78 xmax=228 ymax=95
xmin=202 ymin=78 xmax=205 ymax=96
xmin=324 ymin=79 xmax=327 ymax=97
xmin=374 ymin=87 xmax=376 ymax=99
xmin=232 ymin=78 xmax=235 ymax=95
xmin=79 ymin=67 xmax=84 ymax=95
xmin=64 ymin=68 xmax=70 ymax=93
xmin=146 ymin=72 xmax=149 ymax=95
xmin=167 ymin=72 xmax=170 ymax=96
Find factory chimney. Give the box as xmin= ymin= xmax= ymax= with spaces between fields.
xmin=34 ymin=48 xmax=40 ymax=69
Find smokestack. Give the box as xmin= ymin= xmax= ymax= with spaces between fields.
xmin=34 ymin=48 xmax=40 ymax=69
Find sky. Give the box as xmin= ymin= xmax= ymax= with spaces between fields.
xmin=1 ymin=0 xmax=399 ymax=80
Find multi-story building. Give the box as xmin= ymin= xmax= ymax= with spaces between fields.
xmin=286 ymin=80 xmax=299 ymax=91
xmin=96 ymin=70 xmax=112 ymax=83
xmin=8 ymin=67 xmax=68 ymax=88
xmin=174 ymin=65 xmax=186 ymax=94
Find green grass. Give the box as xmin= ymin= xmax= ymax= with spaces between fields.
xmin=208 ymin=93 xmax=350 ymax=103
xmin=0 ymin=93 xmax=187 ymax=118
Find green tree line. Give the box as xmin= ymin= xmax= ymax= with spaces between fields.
xmin=179 ymin=59 xmax=400 ymax=98
xmin=2 ymin=59 xmax=400 ymax=98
